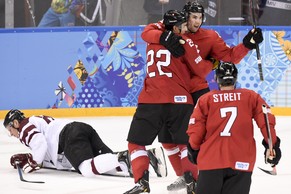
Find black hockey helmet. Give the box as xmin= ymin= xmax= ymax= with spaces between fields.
xmin=163 ymin=10 xmax=187 ymax=30
xmin=183 ymin=1 xmax=205 ymax=22
xmin=3 ymin=109 xmax=25 ymax=127
xmin=215 ymin=62 xmax=238 ymax=86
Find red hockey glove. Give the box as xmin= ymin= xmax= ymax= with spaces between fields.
xmin=159 ymin=30 xmax=185 ymax=58
xmin=10 ymin=153 xmax=30 ymax=169
xmin=187 ymin=143 xmax=199 ymax=165
xmin=10 ymin=153 xmax=40 ymax=173
xmin=262 ymin=136 xmax=281 ymax=166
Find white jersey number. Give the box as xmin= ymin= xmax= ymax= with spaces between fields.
xmin=219 ymin=107 xmax=237 ymax=136
xmin=146 ymin=49 xmax=172 ymax=78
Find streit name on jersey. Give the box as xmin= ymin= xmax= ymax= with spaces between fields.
xmin=213 ymin=92 xmax=241 ymax=103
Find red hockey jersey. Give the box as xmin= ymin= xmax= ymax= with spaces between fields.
xmin=141 ymin=22 xmax=250 ymax=93
xmin=187 ymin=88 xmax=277 ymax=172
xmin=138 ymin=36 xmax=213 ymax=104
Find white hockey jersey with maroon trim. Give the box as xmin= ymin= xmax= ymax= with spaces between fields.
xmin=18 ymin=115 xmax=72 ymax=169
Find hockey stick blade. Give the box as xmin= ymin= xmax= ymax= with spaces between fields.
xmin=42 ymin=166 xmax=131 ymax=177
xmin=258 ymin=167 xmax=277 ymax=175
xmin=16 ymin=164 xmax=45 ymax=183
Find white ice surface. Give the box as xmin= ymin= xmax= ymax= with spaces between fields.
xmin=0 ymin=116 xmax=290 ymax=194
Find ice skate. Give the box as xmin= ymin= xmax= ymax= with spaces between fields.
xmin=184 ymin=171 xmax=197 ymax=194
xmin=118 ymin=150 xmax=133 ymax=177
xmin=167 ymin=175 xmax=186 ymax=191
xmin=148 ymin=147 xmax=167 ymax=177
xmin=124 ymin=170 xmax=150 ymax=194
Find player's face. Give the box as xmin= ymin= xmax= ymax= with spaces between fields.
xmin=6 ymin=125 xmax=19 ymax=138
xmin=187 ymin=12 xmax=203 ymax=33
xmin=173 ymin=22 xmax=188 ymax=34
xmin=5 ymin=120 xmax=20 ymax=138
xmin=180 ymin=22 xmax=188 ymax=34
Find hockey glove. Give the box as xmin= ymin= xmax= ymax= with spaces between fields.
xmin=159 ymin=30 xmax=185 ymax=58
xmin=187 ymin=143 xmax=199 ymax=165
xmin=10 ymin=153 xmax=40 ymax=173
xmin=262 ymin=136 xmax=281 ymax=166
xmin=243 ymin=28 xmax=263 ymax=50
xmin=10 ymin=153 xmax=30 ymax=169
xmin=252 ymin=28 xmax=264 ymax=44
xmin=208 ymin=57 xmax=220 ymax=70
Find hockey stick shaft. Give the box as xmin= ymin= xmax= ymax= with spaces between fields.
xmin=250 ymin=0 xmax=264 ymax=81
xmin=16 ymin=163 xmax=45 ymax=183
xmin=261 ymin=104 xmax=277 ymax=175
xmin=255 ymin=45 xmax=263 ymax=81
xmin=262 ymin=104 xmax=273 ymax=153
xmin=25 ymin=0 xmax=36 ymax=27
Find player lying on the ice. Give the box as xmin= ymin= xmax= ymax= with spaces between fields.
xmin=3 ymin=109 xmax=167 ymax=178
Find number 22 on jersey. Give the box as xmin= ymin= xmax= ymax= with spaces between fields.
xmin=146 ymin=49 xmax=172 ymax=78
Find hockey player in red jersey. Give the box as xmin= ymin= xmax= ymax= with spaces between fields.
xmin=187 ymin=62 xmax=281 ymax=194
xmin=4 ymin=109 xmax=163 ymax=178
xmin=142 ymin=1 xmax=263 ymax=100
xmin=141 ymin=2 xmax=264 ymax=191
xmin=124 ymin=9 xmax=215 ymax=194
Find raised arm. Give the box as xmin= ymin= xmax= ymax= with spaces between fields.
xmin=141 ymin=22 xmax=165 ymax=44
xmin=142 ymin=22 xmax=186 ymax=58
xmin=209 ymin=28 xmax=263 ymax=64
xmin=208 ymin=30 xmax=249 ymax=64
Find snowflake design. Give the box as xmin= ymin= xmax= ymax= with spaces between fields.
xmin=265 ymin=53 xmax=277 ymax=67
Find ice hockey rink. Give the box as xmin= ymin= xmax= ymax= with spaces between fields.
xmin=0 ymin=116 xmax=290 ymax=194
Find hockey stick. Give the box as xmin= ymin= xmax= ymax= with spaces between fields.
xmin=25 ymin=0 xmax=36 ymax=27
xmin=42 ymin=166 xmax=131 ymax=177
xmin=257 ymin=167 xmax=276 ymax=175
xmin=250 ymin=0 xmax=264 ymax=81
xmin=16 ymin=163 xmax=45 ymax=183
xmin=258 ymin=104 xmax=277 ymax=175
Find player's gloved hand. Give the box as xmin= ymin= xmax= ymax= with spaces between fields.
xmin=262 ymin=136 xmax=281 ymax=166
xmin=10 ymin=153 xmax=40 ymax=173
xmin=10 ymin=153 xmax=30 ymax=169
xmin=187 ymin=143 xmax=199 ymax=164
xmin=252 ymin=28 xmax=263 ymax=44
xmin=159 ymin=30 xmax=185 ymax=58
xmin=243 ymin=28 xmax=263 ymax=49
xmin=208 ymin=57 xmax=220 ymax=70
